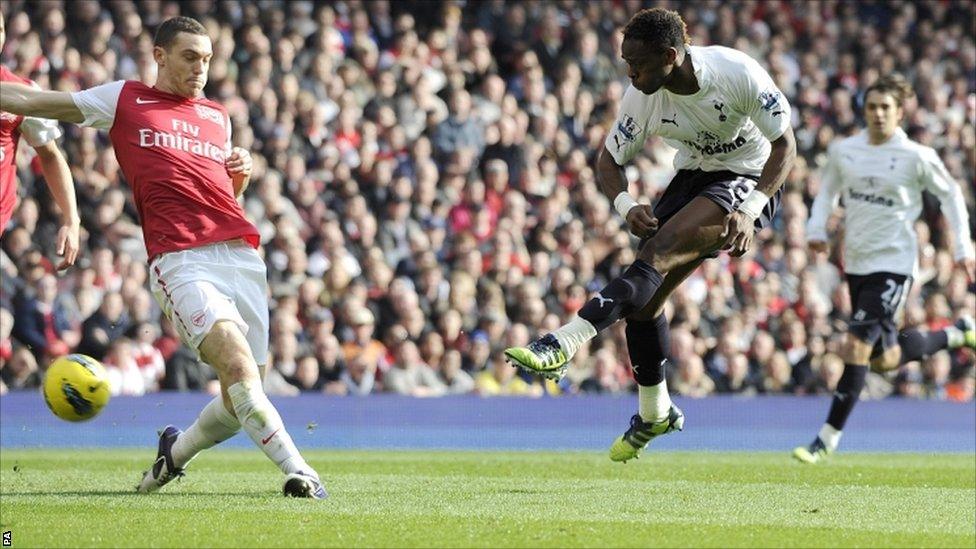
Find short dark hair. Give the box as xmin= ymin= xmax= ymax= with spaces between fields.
xmin=153 ymin=16 xmax=207 ymax=50
xmin=865 ymin=73 xmax=915 ymax=108
xmin=622 ymin=8 xmax=690 ymax=51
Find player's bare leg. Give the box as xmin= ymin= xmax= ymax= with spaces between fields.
xmin=506 ymin=196 xmax=728 ymax=379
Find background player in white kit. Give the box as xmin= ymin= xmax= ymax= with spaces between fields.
xmin=0 ymin=17 xmax=325 ymax=498
xmin=794 ymin=74 xmax=975 ymax=463
xmin=505 ymin=8 xmax=796 ymax=462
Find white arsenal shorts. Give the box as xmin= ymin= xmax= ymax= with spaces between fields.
xmin=149 ymin=239 xmax=270 ymax=365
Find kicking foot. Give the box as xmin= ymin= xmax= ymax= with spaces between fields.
xmin=136 ymin=425 xmax=185 ymax=493
xmin=609 ymin=405 xmax=685 ymax=463
xmin=504 ymin=334 xmax=569 ymax=380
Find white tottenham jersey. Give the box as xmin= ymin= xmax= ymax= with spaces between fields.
xmin=806 ymin=128 xmax=974 ymax=277
xmin=605 ymin=45 xmax=791 ymax=176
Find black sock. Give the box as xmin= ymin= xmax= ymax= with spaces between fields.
xmin=826 ymin=364 xmax=868 ymax=431
xmin=626 ymin=314 xmax=670 ymax=386
xmin=579 ymin=260 xmax=663 ymax=331
xmin=898 ymin=329 xmax=949 ymax=363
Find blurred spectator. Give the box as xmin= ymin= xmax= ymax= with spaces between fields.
xmin=433 ymin=88 xmax=485 ymax=166
xmin=476 ymin=353 xmax=542 ymax=397
xmin=715 ymin=354 xmax=759 ymax=395
xmin=341 ymin=308 xmax=388 ymax=373
xmin=383 ymin=340 xmax=446 ymax=397
xmin=579 ymin=348 xmax=626 ymax=393
xmin=127 ymin=321 xmax=165 ymax=392
xmin=672 ymin=355 xmax=715 ymax=398
xmin=103 ymin=338 xmax=145 ymax=396
xmin=761 ymin=352 xmax=794 ymax=394
xmin=312 ymin=331 xmax=347 ymax=395
xmin=341 ymin=354 xmax=377 ymax=396
xmin=1 ymin=346 xmax=41 ymax=390
xmin=290 ymin=355 xmax=324 ymax=392
xmin=75 ymin=291 xmax=129 ymax=361
xmin=11 ymin=273 xmax=76 ymax=363
xmin=438 ymin=349 xmax=475 ymax=394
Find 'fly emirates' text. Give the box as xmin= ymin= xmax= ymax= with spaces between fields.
xmin=137 ymin=119 xmax=226 ymax=163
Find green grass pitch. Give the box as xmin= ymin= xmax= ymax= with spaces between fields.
xmin=0 ymin=449 xmax=973 ymax=547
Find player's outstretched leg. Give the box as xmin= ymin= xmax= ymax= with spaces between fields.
xmin=207 ymin=321 xmax=326 ymax=499
xmin=505 ymin=260 xmax=664 ymax=379
xmin=227 ymin=380 xmax=326 ymax=499
xmin=137 ymin=397 xmax=241 ymax=493
xmin=506 ymin=196 xmax=728 ymax=380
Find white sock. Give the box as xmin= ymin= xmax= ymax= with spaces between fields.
xmin=228 ymin=381 xmax=314 ymax=476
xmin=945 ymin=326 xmax=964 ymax=348
xmin=171 ymin=396 xmax=241 ymax=468
xmin=638 ymin=379 xmax=672 ymax=422
xmin=818 ymin=423 xmax=842 ymax=451
xmin=551 ymin=316 xmax=598 ymax=358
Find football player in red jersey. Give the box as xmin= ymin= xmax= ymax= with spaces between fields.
xmin=0 ymin=12 xmax=79 ymax=269
xmin=1 ymin=16 xmax=325 ymax=499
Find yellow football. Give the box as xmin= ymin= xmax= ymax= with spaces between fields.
xmin=42 ymin=354 xmax=111 ymax=422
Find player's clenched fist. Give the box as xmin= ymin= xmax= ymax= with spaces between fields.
xmin=625 ymin=204 xmax=658 ymax=239
xmin=721 ymin=211 xmax=756 ymax=257
xmin=226 ymin=147 xmax=252 ymax=196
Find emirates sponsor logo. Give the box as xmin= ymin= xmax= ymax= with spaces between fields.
xmin=137 ymin=119 xmax=226 ymax=162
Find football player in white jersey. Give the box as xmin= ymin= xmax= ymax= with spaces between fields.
xmin=793 ymin=74 xmax=975 ymax=463
xmin=505 ymin=8 xmax=797 ymax=461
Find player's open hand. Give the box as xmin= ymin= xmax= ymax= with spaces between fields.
xmin=808 ymin=240 xmax=829 ymax=255
xmin=56 ymin=221 xmax=80 ymax=271
xmin=625 ymin=205 xmax=658 ymax=239
xmin=721 ymin=211 xmax=755 ymax=257
xmin=957 ymin=257 xmax=976 ymax=284
xmin=225 ymin=147 xmax=252 ymax=177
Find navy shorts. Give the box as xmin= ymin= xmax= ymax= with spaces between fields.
xmin=847 ymin=272 xmax=912 ymax=349
xmin=645 ymin=170 xmax=782 ymax=258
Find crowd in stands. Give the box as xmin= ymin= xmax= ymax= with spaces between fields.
xmin=1 ymin=0 xmax=974 ymax=401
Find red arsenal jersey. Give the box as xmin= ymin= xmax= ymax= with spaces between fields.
xmin=71 ymin=80 xmax=259 ymax=261
xmin=0 ymin=66 xmax=62 ymax=234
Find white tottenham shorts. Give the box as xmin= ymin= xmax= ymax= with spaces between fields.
xmin=149 ymin=239 xmax=270 ymax=365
